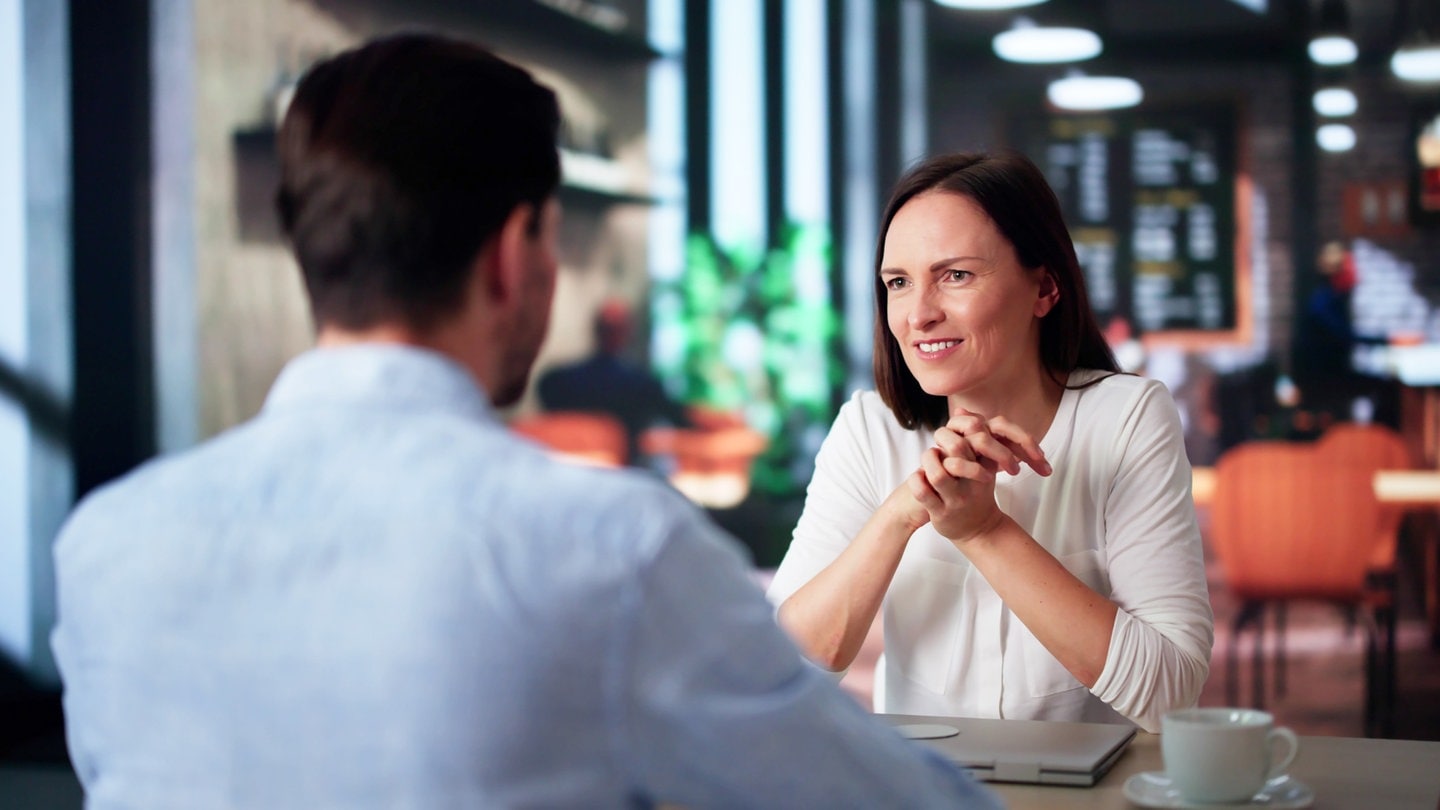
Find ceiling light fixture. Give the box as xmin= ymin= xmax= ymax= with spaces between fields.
xmin=1317 ymin=123 xmax=1357 ymax=152
xmin=993 ymin=17 xmax=1102 ymax=63
xmin=1308 ymin=0 xmax=1356 ymax=65
xmin=1391 ymin=39 xmax=1440 ymax=82
xmin=933 ymin=0 xmax=1048 ymax=9
xmin=1047 ymin=72 xmax=1143 ymax=111
xmin=1312 ymin=86 xmax=1358 ymax=116
xmin=1390 ymin=0 xmax=1440 ymax=82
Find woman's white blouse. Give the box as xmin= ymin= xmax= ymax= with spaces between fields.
xmin=767 ymin=370 xmax=1214 ymax=732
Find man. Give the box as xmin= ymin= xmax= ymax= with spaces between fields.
xmin=51 ymin=33 xmax=999 ymax=808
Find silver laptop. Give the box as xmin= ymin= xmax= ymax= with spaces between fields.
xmin=879 ymin=713 xmax=1137 ymax=786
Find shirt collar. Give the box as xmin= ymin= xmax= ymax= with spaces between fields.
xmin=262 ymin=344 xmax=495 ymax=423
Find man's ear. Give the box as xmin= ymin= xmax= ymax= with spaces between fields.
xmin=481 ymin=203 xmax=537 ymax=304
xmin=1034 ymin=270 xmax=1060 ymax=318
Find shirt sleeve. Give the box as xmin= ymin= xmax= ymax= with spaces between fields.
xmin=1089 ymin=380 xmax=1215 ymax=732
xmin=614 ymin=505 xmax=1001 ymax=809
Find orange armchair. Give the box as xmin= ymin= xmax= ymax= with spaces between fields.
xmin=1208 ymin=440 xmax=1395 ymax=736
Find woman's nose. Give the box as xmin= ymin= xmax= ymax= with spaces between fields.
xmin=907 ymin=287 xmax=943 ymax=329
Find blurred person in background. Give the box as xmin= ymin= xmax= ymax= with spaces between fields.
xmin=768 ymin=151 xmax=1213 ymax=734
xmin=1292 ymin=240 xmax=1390 ymax=429
xmin=538 ymin=297 xmax=692 ymax=465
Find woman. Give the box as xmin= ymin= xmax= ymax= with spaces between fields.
xmin=766 ymin=151 xmax=1212 ymax=732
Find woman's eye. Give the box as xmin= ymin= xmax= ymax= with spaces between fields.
xmin=947 ymin=269 xmax=971 ymax=282
xmin=884 ymin=277 xmax=908 ymax=291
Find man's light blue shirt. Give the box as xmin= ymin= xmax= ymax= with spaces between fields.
xmin=52 ymin=345 xmax=999 ymax=809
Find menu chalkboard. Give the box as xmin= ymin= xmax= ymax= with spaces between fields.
xmin=1011 ymin=103 xmax=1238 ymax=338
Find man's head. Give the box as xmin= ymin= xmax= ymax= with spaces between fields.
xmin=276 ymin=33 xmax=562 ymax=403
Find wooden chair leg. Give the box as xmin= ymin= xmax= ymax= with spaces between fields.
xmin=1363 ymin=612 xmax=1378 ymax=737
xmin=1381 ymin=602 xmax=1397 ymax=738
xmin=1275 ymin=602 xmax=1287 ymax=699
xmin=1227 ymin=609 xmax=1242 ymax=707
xmin=1252 ymin=606 xmax=1266 ymax=709
xmin=1229 ymin=600 xmax=1264 ymax=708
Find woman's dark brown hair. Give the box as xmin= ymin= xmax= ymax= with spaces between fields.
xmin=872 ymin=151 xmax=1119 ymax=430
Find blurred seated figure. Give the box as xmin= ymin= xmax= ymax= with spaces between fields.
xmin=510 ymin=410 xmax=629 ymax=467
xmin=641 ymin=410 xmax=768 ymax=509
xmin=537 ymin=298 xmax=692 ymax=464
xmin=1293 ymin=240 xmax=1392 ymax=427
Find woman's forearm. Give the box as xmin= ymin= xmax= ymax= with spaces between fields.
xmin=776 ymin=499 xmax=920 ymax=671
xmin=952 ymin=515 xmax=1118 ymax=688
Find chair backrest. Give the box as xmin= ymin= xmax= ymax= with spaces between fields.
xmin=509 ymin=411 xmax=628 ymax=467
xmin=1209 ymin=441 xmax=1379 ymax=602
xmin=1315 ymin=422 xmax=1413 ymax=569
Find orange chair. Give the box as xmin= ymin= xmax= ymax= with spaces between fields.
xmin=1208 ymin=440 xmax=1394 ymax=736
xmin=509 ymin=411 xmax=629 ymax=468
xmin=1316 ymin=422 xmax=1413 ymax=576
xmin=1314 ymin=422 xmax=1411 ymax=732
xmin=639 ymin=424 xmax=768 ymax=509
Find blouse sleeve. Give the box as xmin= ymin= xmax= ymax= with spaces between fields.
xmin=765 ymin=393 xmax=888 ymax=607
xmin=1090 ymin=380 xmax=1215 ymax=731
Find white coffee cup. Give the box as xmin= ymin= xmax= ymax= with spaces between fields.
xmin=1161 ymin=707 xmax=1300 ymax=803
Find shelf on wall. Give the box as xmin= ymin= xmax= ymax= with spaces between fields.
xmin=231 ymin=130 xmax=655 ymax=232
xmin=560 ymin=183 xmax=656 ymax=206
xmin=559 ymin=147 xmax=656 ymax=204
xmin=466 ymin=0 xmax=660 ymax=61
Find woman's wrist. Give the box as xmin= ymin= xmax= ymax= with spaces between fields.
xmin=880 ymin=490 xmax=929 ymax=535
xmin=944 ymin=510 xmax=1014 ymax=551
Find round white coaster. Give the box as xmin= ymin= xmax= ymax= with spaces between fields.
xmin=894 ymin=723 xmax=960 ymax=740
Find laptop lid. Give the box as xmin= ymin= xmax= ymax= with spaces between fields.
xmin=879 ymin=713 xmax=1137 ymax=786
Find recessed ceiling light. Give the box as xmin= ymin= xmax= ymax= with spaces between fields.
xmin=993 ymin=19 xmax=1102 ymax=64
xmin=1308 ymin=0 xmax=1356 ymax=65
xmin=933 ymin=0 xmax=1048 ymax=9
xmin=1047 ymin=75 xmax=1143 ymax=111
xmin=1313 ymin=86 xmax=1358 ymax=116
xmin=1317 ymin=123 xmax=1356 ymax=152
xmin=1308 ymin=35 xmax=1357 ymax=66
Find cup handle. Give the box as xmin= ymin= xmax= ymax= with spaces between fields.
xmin=1265 ymin=726 xmax=1300 ymax=779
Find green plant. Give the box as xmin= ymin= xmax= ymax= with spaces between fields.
xmin=651 ymin=223 xmax=845 ymax=497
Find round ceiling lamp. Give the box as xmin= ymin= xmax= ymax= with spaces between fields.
xmin=1391 ymin=41 xmax=1440 ymax=82
xmin=993 ymin=18 xmax=1102 ymax=64
xmin=1308 ymin=35 xmax=1358 ymax=66
xmin=933 ymin=0 xmax=1048 ymax=9
xmin=1316 ymin=123 xmax=1357 ymax=152
xmin=1046 ymin=73 xmax=1143 ymax=111
xmin=1312 ymin=86 xmax=1358 ymax=116
xmin=1307 ymin=0 xmax=1356 ymax=66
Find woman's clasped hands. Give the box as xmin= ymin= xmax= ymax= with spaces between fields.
xmin=905 ymin=408 xmax=1053 ymax=546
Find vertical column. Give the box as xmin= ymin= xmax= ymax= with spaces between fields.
xmin=837 ymin=0 xmax=877 ymax=393
xmin=709 ymin=0 xmax=766 ymax=254
xmin=0 ymin=0 xmax=73 ymax=685
xmin=152 ymin=0 xmax=197 ymax=454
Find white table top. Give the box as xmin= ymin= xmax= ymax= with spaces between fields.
xmin=989 ymin=731 xmax=1440 ymax=810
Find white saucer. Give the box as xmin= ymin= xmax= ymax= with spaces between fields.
xmin=894 ymin=723 xmax=960 ymax=740
xmin=1122 ymin=771 xmax=1314 ymax=808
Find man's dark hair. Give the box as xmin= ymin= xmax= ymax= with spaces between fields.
xmin=871 ymin=151 xmax=1119 ymax=431
xmin=276 ymin=32 xmax=561 ymax=332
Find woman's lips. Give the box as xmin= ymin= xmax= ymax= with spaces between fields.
xmin=913 ymin=339 xmax=961 ymax=360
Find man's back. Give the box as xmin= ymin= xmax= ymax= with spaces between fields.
xmin=53 ymin=346 xmax=997 ymax=809
xmin=55 ymin=347 xmax=647 ymax=805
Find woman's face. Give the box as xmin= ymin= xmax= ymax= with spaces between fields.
xmin=879 ymin=191 xmax=1056 ymax=403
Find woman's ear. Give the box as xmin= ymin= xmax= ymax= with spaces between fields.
xmin=1034 ymin=270 xmax=1060 ymax=318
